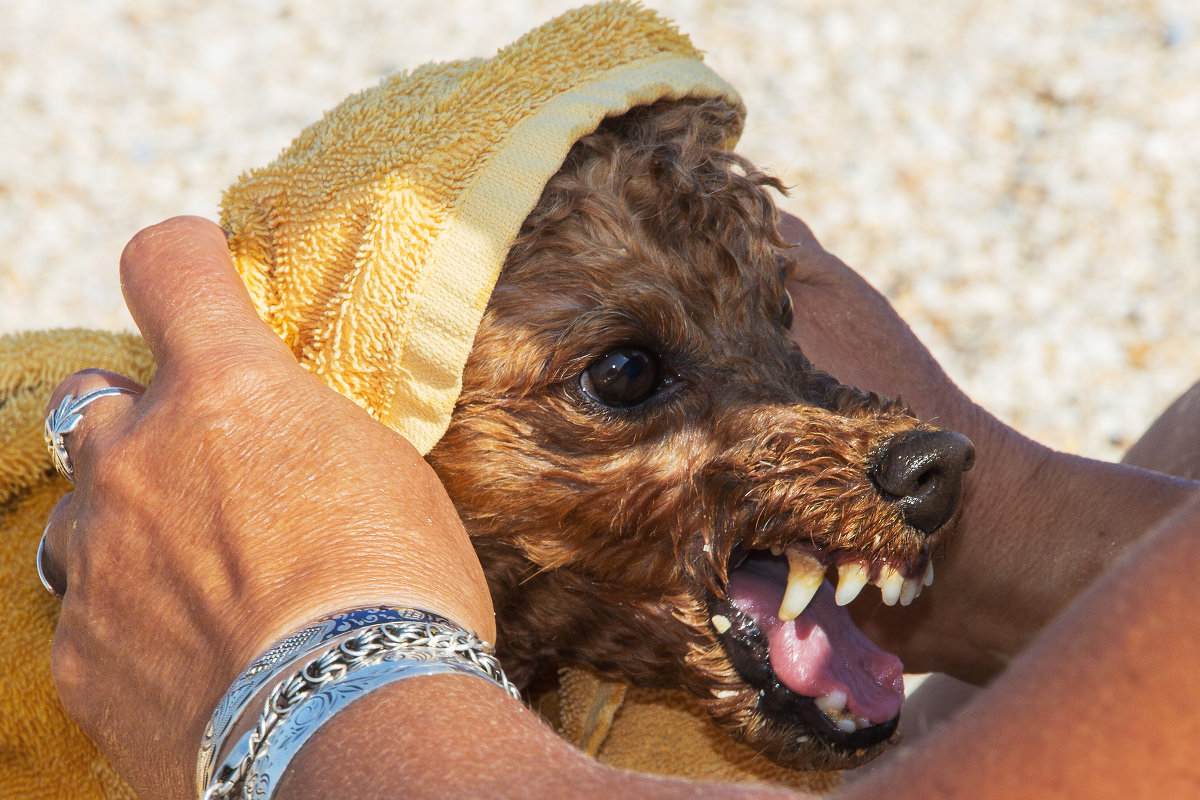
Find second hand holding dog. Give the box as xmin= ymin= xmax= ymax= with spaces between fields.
xmin=779 ymin=210 xmax=1197 ymax=682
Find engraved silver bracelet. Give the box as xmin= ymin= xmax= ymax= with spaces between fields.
xmin=196 ymin=607 xmax=444 ymax=797
xmin=199 ymin=609 xmax=518 ymax=800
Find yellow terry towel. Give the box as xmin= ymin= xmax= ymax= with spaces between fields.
xmin=0 ymin=3 xmax=833 ymax=796
xmin=222 ymin=0 xmax=741 ymax=455
xmin=550 ymin=666 xmax=842 ymax=792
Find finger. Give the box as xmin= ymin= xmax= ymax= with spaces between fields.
xmin=45 ymin=369 xmax=143 ymax=485
xmin=119 ymin=216 xmax=294 ymax=374
xmin=39 ymin=493 xmax=74 ymax=599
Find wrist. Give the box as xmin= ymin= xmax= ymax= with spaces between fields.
xmin=902 ymin=432 xmax=1198 ymax=682
xmin=199 ymin=607 xmax=515 ymax=800
xmin=271 ymin=675 xmax=789 ymax=800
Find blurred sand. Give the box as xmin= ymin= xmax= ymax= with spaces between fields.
xmin=2 ymin=0 xmax=1197 ymax=460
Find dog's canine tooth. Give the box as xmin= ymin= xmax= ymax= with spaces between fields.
xmin=877 ymin=564 xmax=904 ymax=606
xmin=713 ymin=688 xmax=738 ymax=699
xmin=924 ymin=561 xmax=935 ymax=587
xmin=769 ymin=543 xmax=784 ymax=556
xmin=899 ymin=577 xmax=922 ymax=606
xmin=778 ymin=549 xmax=824 ymax=621
xmin=834 ymin=563 xmax=869 ymax=606
xmin=815 ymin=689 xmax=848 ymax=716
xmin=836 ymin=718 xmax=858 ymax=734
xmin=711 ymin=614 xmax=732 ymax=634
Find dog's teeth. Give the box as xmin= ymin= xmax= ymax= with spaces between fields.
xmin=778 ymin=549 xmax=824 ymax=621
xmin=713 ymin=689 xmax=738 ymax=699
xmin=834 ymin=563 xmax=869 ymax=606
xmin=924 ymin=562 xmax=935 ymax=587
xmin=836 ymin=718 xmax=858 ymax=734
xmin=770 ymin=544 xmax=784 ymax=556
xmin=815 ymin=689 xmax=848 ymax=715
xmin=899 ymin=577 xmax=922 ymax=606
xmin=855 ymin=716 xmax=871 ymax=730
xmin=877 ymin=565 xmax=904 ymax=606
xmin=711 ymin=614 xmax=732 ymax=634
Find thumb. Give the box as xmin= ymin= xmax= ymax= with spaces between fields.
xmin=119 ymin=216 xmax=294 ymax=372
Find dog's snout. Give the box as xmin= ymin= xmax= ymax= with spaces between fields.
xmin=874 ymin=430 xmax=975 ymax=534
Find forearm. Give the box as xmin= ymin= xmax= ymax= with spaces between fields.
xmin=837 ymin=493 xmax=1200 ymax=799
xmin=901 ymin=446 xmax=1196 ymax=682
xmin=274 ymin=676 xmax=796 ymax=800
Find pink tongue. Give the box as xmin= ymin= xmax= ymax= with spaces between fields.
xmin=727 ymin=569 xmax=904 ymax=724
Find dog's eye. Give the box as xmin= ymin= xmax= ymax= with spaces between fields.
xmin=780 ymin=289 xmax=794 ymax=330
xmin=581 ymin=347 xmax=662 ymax=407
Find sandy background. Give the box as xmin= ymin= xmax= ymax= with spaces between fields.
xmin=2 ymin=0 xmax=1197 ymax=460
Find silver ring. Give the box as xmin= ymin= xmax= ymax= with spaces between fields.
xmin=43 ymin=386 xmax=137 ymax=484
xmin=37 ymin=525 xmax=65 ymax=599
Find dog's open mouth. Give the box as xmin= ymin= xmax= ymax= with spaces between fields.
xmin=709 ymin=544 xmax=932 ymax=752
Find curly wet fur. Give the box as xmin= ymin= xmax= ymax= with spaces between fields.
xmin=427 ymin=99 xmax=958 ymax=770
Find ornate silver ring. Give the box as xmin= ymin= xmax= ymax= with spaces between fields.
xmin=43 ymin=386 xmax=138 ymax=484
xmin=36 ymin=524 xmax=65 ymax=599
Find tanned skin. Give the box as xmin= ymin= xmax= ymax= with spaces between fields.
xmin=45 ymin=210 xmax=1197 ymax=799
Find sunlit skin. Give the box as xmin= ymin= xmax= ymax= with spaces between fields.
xmin=43 ymin=216 xmax=1199 ymax=800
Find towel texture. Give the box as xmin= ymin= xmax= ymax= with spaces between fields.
xmin=553 ymin=666 xmax=841 ymax=792
xmin=0 ymin=3 xmax=830 ymax=796
xmin=221 ymin=0 xmax=740 ymax=454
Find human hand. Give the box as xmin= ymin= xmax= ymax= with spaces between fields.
xmin=778 ymin=210 xmax=981 ymax=429
xmin=777 ymin=210 xmax=1198 ymax=681
xmin=42 ymin=216 xmax=494 ymax=800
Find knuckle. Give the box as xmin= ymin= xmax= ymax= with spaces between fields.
xmin=171 ymin=353 xmax=295 ymax=420
xmin=70 ymin=425 xmax=111 ymax=472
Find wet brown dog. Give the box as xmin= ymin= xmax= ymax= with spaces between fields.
xmin=427 ymin=98 xmax=974 ymax=771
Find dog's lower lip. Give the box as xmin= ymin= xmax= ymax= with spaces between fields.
xmin=706 ymin=545 xmax=928 ymax=750
xmin=706 ymin=593 xmax=900 ymax=751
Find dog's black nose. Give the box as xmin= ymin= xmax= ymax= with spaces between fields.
xmin=874 ymin=430 xmax=975 ymax=534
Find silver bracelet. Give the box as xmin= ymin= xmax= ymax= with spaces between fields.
xmin=241 ymin=648 xmax=504 ymax=799
xmin=196 ymin=607 xmax=468 ymax=798
xmin=201 ymin=614 xmax=519 ymax=800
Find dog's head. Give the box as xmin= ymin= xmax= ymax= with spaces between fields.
xmin=427 ymin=99 xmax=973 ymax=770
